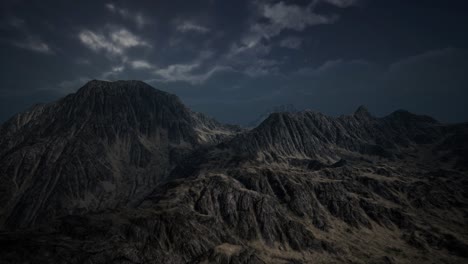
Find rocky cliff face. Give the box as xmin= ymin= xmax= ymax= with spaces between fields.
xmin=247 ymin=104 xmax=300 ymax=128
xmin=0 ymin=80 xmax=238 ymax=229
xmin=229 ymin=106 xmax=441 ymax=163
xmin=0 ymin=81 xmax=467 ymax=264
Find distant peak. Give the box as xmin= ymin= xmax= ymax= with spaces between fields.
xmin=87 ymin=79 xmax=108 ymax=85
xmin=388 ymin=109 xmax=439 ymax=124
xmin=354 ymin=105 xmax=372 ymax=119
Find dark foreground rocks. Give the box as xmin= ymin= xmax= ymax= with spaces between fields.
xmin=0 ymin=80 xmax=466 ymax=263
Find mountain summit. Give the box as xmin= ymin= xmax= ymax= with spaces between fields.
xmin=0 ymin=80 xmax=467 ymax=264
xmin=353 ymin=105 xmax=372 ymax=119
xmin=0 ymin=80 xmax=238 ymax=229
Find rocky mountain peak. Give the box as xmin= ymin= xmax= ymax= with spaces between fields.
xmin=353 ymin=105 xmax=372 ymax=120
xmin=77 ymin=80 xmax=153 ymax=94
xmin=0 ymin=81 xmax=467 ymax=264
xmin=387 ymin=109 xmax=439 ymax=124
xmin=229 ymin=105 xmax=447 ymax=163
xmin=247 ymin=104 xmax=300 ymax=127
xmin=72 ymin=80 xmax=182 ymax=110
xmin=0 ymin=80 xmax=240 ymax=229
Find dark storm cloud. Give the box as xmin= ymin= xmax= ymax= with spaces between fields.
xmin=149 ymin=48 xmax=468 ymax=124
xmin=104 ymin=3 xmax=152 ymax=29
xmin=1 ymin=0 xmax=468 ymax=124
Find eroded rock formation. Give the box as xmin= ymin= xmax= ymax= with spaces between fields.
xmin=0 ymin=80 xmax=466 ymax=264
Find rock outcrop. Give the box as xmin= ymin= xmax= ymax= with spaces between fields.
xmin=229 ymin=106 xmax=441 ymax=163
xmin=0 ymin=80 xmax=467 ymax=264
xmin=247 ymin=104 xmax=300 ymax=128
xmin=0 ymin=80 xmax=239 ymax=229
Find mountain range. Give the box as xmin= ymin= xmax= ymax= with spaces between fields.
xmin=0 ymin=80 xmax=467 ymax=264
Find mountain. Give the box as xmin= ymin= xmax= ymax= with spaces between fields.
xmin=0 ymin=80 xmax=467 ymax=264
xmin=0 ymin=80 xmax=239 ymax=229
xmin=231 ymin=106 xmax=440 ymax=163
xmin=247 ymin=104 xmax=299 ymax=128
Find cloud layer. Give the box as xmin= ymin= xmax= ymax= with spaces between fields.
xmin=78 ymin=28 xmax=150 ymax=57
xmin=1 ymin=0 xmax=467 ymax=125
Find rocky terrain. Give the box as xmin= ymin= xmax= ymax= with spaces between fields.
xmin=0 ymin=80 xmax=467 ymax=264
xmin=247 ymin=104 xmax=299 ymax=128
xmin=0 ymin=80 xmax=239 ymax=230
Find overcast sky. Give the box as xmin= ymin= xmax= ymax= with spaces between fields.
xmin=1 ymin=0 xmax=467 ymax=124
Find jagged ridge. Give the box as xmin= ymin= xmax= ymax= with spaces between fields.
xmin=0 ymin=80 xmax=239 ymax=229
xmin=0 ymin=81 xmax=467 ymax=264
xmin=229 ymin=106 xmax=440 ymax=163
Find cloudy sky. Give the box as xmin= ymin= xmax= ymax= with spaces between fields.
xmin=1 ymin=0 xmax=467 ymax=124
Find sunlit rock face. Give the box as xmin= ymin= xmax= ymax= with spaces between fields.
xmin=0 ymin=80 xmax=467 ymax=264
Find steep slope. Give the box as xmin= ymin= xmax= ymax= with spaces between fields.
xmin=0 ymin=85 xmax=467 ymax=264
xmin=247 ymin=104 xmax=300 ymax=128
xmin=229 ymin=106 xmax=441 ymax=163
xmin=0 ymin=80 xmax=238 ymax=229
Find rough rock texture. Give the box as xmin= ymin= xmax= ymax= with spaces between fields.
xmin=247 ymin=104 xmax=299 ymax=128
xmin=0 ymin=81 xmax=467 ymax=264
xmin=229 ymin=106 xmax=441 ymax=163
xmin=0 ymin=80 xmax=238 ymax=229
